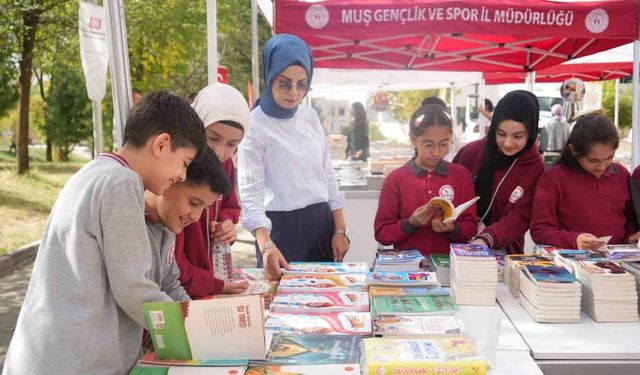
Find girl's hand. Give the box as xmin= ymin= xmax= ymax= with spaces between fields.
xmin=222 ymin=281 xmax=249 ymax=294
xmin=408 ymin=204 xmax=437 ymax=228
xmin=431 ymin=218 xmax=454 ymax=233
xmin=576 ymin=233 xmax=606 ymax=250
xmin=470 ymin=237 xmax=488 ymax=247
xmin=627 ymin=230 xmax=640 ymax=245
xmin=332 ymin=233 xmax=350 ymax=261
xmin=210 ymin=219 xmax=237 ymax=244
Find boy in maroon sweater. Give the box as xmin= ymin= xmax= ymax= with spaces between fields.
xmin=175 ymin=84 xmax=250 ymax=297
xmin=531 ymin=112 xmax=639 ymax=249
xmin=453 ymin=90 xmax=544 ymax=254
xmin=375 ymin=104 xmax=477 ymax=257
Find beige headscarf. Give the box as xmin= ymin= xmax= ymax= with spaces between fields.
xmin=191 ymin=83 xmax=250 ymax=131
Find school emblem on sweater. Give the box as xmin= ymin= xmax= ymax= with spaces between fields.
xmin=167 ymin=243 xmax=175 ymax=266
xmin=509 ymin=186 xmax=524 ymax=203
xmin=439 ymin=185 xmax=454 ymax=201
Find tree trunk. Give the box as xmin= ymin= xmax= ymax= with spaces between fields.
xmin=16 ymin=10 xmax=40 ymax=174
xmin=46 ymin=137 xmax=52 ymax=162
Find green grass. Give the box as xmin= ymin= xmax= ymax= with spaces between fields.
xmin=0 ymin=152 xmax=87 ymax=255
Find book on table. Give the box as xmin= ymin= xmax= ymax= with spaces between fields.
xmin=129 ymin=365 xmax=248 ymax=375
xmin=372 ymin=315 xmax=462 ymax=337
xmin=265 ymin=311 xmax=372 ymax=335
xmin=365 ymin=271 xmax=439 ymax=287
xmin=277 ymin=274 xmax=367 ymax=292
xmin=368 ymin=285 xmax=449 ymax=298
xmin=284 ymin=262 xmax=368 ymax=275
xmin=142 ymin=295 xmax=266 ymax=361
xmin=373 ymin=249 xmax=424 ymax=272
xmin=269 ymin=291 xmax=369 ymax=313
xmin=265 ymin=334 xmax=362 ymax=365
xmin=371 ymin=295 xmax=458 ymax=316
xmin=449 ymin=243 xmax=497 ymax=305
xmin=504 ymin=255 xmax=554 ymax=298
xmin=428 ymin=253 xmax=451 ymax=287
xmin=518 ymin=265 xmax=582 ymax=323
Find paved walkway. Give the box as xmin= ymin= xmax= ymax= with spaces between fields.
xmin=0 ymin=225 xmax=257 ymax=370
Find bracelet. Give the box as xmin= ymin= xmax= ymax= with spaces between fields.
xmin=334 ymin=229 xmax=351 ymax=244
xmin=261 ymin=240 xmax=275 ymax=254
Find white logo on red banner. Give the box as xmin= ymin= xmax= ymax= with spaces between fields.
xmin=585 ymin=9 xmax=608 ymax=34
xmin=439 ymin=185 xmax=454 ymax=201
xmin=509 ymin=186 xmax=524 ymax=204
xmin=305 ymin=4 xmax=329 ymax=30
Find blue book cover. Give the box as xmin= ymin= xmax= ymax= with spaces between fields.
xmin=450 ymin=243 xmax=495 ymax=258
xmin=377 ymin=249 xmax=424 ymax=263
xmin=366 ymin=271 xmax=438 ymax=286
xmin=524 ymin=265 xmax=577 ymax=283
xmin=266 ymin=334 xmax=362 ymax=365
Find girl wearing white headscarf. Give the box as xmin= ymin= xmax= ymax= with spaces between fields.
xmin=174 ymin=83 xmax=251 ymax=297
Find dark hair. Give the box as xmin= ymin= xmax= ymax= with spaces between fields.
xmin=421 ymin=96 xmax=447 ymax=109
xmin=409 ymin=104 xmax=452 ymax=138
xmin=185 ymin=147 xmax=231 ymax=196
xmin=124 ymin=91 xmax=206 ymax=153
xmin=186 ymin=91 xmax=198 ymax=104
xmin=219 ymin=120 xmax=244 ymax=132
xmin=484 ymin=98 xmax=494 ymax=112
xmin=351 ymin=102 xmax=368 ymax=132
xmin=558 ymin=111 xmax=618 ymax=168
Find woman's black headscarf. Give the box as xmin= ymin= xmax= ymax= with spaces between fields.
xmin=475 ymin=90 xmax=539 ymax=223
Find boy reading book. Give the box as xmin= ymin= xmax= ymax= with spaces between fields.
xmin=374 ymin=104 xmax=478 ymax=257
xmin=3 ymin=91 xmax=206 ymax=375
xmin=144 ymin=147 xmax=233 ymax=301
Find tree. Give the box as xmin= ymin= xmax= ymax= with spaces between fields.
xmin=45 ymin=63 xmax=92 ymax=161
xmin=601 ymin=79 xmax=632 ymax=130
xmin=387 ymin=89 xmax=446 ymax=124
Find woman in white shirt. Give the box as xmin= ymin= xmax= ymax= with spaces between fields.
xmin=238 ymin=34 xmax=350 ymax=280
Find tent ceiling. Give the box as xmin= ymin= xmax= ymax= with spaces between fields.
xmin=485 ymin=61 xmax=632 ymax=84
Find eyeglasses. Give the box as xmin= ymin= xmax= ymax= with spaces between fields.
xmin=276 ymin=78 xmax=309 ymax=94
xmin=422 ymin=141 xmax=453 ymax=153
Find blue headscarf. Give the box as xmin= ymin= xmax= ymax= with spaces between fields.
xmin=258 ymin=34 xmax=313 ymax=119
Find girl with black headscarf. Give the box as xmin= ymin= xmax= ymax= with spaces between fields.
xmin=345 ymin=102 xmax=370 ymax=161
xmin=452 ymin=90 xmax=545 ymax=254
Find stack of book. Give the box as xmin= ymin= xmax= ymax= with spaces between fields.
xmin=504 ymin=255 xmax=554 ymax=298
xmin=373 ymin=249 xmax=424 ymax=272
xmin=449 ymin=244 xmax=497 ymax=305
xmin=361 ymin=336 xmax=488 ymax=375
xmin=552 ymin=249 xmax=605 ymax=273
xmin=602 ymin=244 xmax=640 ymax=262
xmin=519 ymin=265 xmax=582 ymax=323
xmin=428 ymin=253 xmax=450 ymax=286
xmin=621 ymin=261 xmax=640 ymax=313
xmin=574 ymin=260 xmax=639 ymax=322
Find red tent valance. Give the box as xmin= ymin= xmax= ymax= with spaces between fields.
xmin=484 ymin=61 xmax=632 ymax=84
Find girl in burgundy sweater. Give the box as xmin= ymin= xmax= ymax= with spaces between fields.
xmin=453 ymin=90 xmax=545 ymax=254
xmin=174 ymin=83 xmax=251 ymax=297
xmin=531 ymin=112 xmax=639 ymax=249
xmin=374 ymin=104 xmax=478 ymax=257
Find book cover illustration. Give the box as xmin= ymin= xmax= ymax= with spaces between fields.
xmin=285 ymin=262 xmax=368 ymax=275
xmin=278 ymin=274 xmax=367 ymax=291
xmin=266 ymin=334 xmax=362 ymax=365
xmin=368 ymin=286 xmax=449 ymax=298
xmin=372 ymin=315 xmax=461 ymax=336
xmin=450 ymin=243 xmax=495 ymax=258
xmin=138 ymin=352 xmax=248 ymax=367
xmin=270 ymin=291 xmax=369 ymax=313
xmin=366 ymin=271 xmax=438 ymax=286
xmin=574 ymin=260 xmax=629 ymax=276
xmin=372 ymin=295 xmax=458 ymax=315
xmin=524 ymin=265 xmax=577 ymax=283
xmin=264 ymin=364 xmax=360 ymax=375
xmin=429 ymin=254 xmax=450 ymax=268
xmin=377 ymin=249 xmax=424 ymax=263
xmin=265 ymin=312 xmax=372 ymax=335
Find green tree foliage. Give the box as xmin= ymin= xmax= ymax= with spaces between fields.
xmin=387 ymin=89 xmax=446 ymax=123
xmin=45 ymin=63 xmax=92 ymax=161
xmin=601 ymin=79 xmax=632 ymax=130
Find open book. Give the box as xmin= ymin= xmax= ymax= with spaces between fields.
xmin=427 ymin=196 xmax=480 ymax=224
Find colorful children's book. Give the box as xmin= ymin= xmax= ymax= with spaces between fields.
xmin=366 ymin=271 xmax=439 ymax=286
xmin=232 ymin=268 xmax=266 ymax=281
xmin=143 ymin=295 xmax=265 ymax=361
xmin=427 ymin=196 xmax=480 ymax=224
xmin=284 ymin=262 xmax=368 ymax=275
xmin=138 ymin=352 xmax=248 ymax=368
xmin=129 ymin=365 xmax=247 ymax=375
xmin=429 ymin=253 xmax=450 ymax=268
xmin=264 ymin=364 xmax=360 ymax=375
xmin=265 ymin=312 xmax=372 ymax=335
xmin=376 ymin=249 xmax=424 ymax=263
xmin=368 ymin=286 xmax=449 ymax=298
xmin=270 ymin=291 xmax=369 ymax=313
xmin=278 ymin=274 xmax=367 ymax=292
xmin=523 ymin=265 xmax=577 ymax=285
xmin=361 ymin=336 xmax=488 ymax=375
xmin=372 ymin=315 xmax=462 ymax=336
xmin=265 ymin=334 xmax=362 ymax=365
xmin=450 ymin=243 xmax=495 ymax=259
xmin=371 ymin=295 xmax=458 ymax=316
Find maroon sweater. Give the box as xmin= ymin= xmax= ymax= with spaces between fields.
xmin=175 ymin=158 xmax=240 ymax=297
xmin=531 ymin=163 xmax=638 ymax=248
xmin=452 ymin=137 xmax=544 ymax=253
xmin=374 ymin=160 xmax=477 ymax=257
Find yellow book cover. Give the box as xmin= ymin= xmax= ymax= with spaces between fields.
xmin=362 ymin=336 xmax=487 ymax=375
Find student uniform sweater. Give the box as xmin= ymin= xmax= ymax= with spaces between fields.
xmin=175 ymin=158 xmax=239 ymax=297
xmin=452 ymin=138 xmax=545 ymax=254
xmin=530 ymin=163 xmax=638 ymax=248
xmin=374 ymin=159 xmax=478 ymax=256
xmin=2 ymin=154 xmax=171 ymax=375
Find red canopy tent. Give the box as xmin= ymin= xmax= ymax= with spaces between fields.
xmin=274 ymin=0 xmax=639 ymax=73
xmin=484 ymin=61 xmax=632 ymax=84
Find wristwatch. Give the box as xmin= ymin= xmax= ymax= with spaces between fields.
xmin=335 ymin=228 xmax=351 ymax=243
xmin=261 ymin=240 xmax=276 ymax=254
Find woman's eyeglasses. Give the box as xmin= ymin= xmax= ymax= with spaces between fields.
xmin=276 ymin=79 xmax=309 ymax=94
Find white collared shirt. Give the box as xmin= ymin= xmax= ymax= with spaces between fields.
xmin=238 ymin=104 xmax=344 ymax=233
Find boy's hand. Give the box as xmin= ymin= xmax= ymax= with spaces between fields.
xmin=210 ymin=219 xmax=237 ymax=244
xmin=408 ymin=204 xmax=437 ymax=228
xmin=222 ymin=280 xmax=249 ymax=294
xmin=431 ymin=217 xmax=454 ymax=233
xmin=263 ymin=246 xmax=290 ymax=281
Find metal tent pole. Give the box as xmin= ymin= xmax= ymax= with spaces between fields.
xmin=632 ymin=40 xmax=640 ymax=169
xmin=207 ymin=0 xmax=218 ymax=85
xmin=251 ymin=0 xmax=259 ymax=103
xmin=614 ymin=78 xmax=619 ymax=128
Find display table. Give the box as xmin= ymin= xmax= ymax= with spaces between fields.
xmin=496 ymin=283 xmax=640 ymax=375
